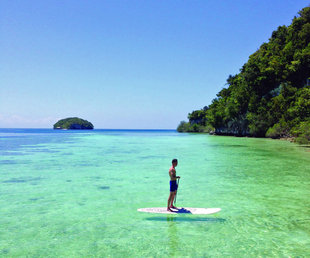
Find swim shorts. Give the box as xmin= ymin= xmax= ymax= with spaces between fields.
xmin=170 ymin=180 xmax=178 ymax=192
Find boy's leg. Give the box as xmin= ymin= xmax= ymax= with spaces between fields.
xmin=170 ymin=192 xmax=176 ymax=208
xmin=167 ymin=192 xmax=173 ymax=211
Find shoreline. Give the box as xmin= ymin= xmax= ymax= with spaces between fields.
xmin=179 ymin=131 xmax=310 ymax=147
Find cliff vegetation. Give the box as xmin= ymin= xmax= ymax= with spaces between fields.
xmin=178 ymin=6 xmax=310 ymax=144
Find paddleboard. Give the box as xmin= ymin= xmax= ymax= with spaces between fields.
xmin=137 ymin=207 xmax=221 ymax=215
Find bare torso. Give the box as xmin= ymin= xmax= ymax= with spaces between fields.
xmin=169 ymin=166 xmax=177 ymax=181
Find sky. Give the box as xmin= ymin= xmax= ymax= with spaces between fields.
xmin=1 ymin=0 xmax=309 ymax=129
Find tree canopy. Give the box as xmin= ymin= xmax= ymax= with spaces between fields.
xmin=178 ymin=6 xmax=310 ymax=144
xmin=53 ymin=117 xmax=94 ymax=130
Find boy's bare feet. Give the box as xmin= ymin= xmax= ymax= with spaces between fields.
xmin=170 ymin=205 xmax=178 ymax=209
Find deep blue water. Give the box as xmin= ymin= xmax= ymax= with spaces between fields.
xmin=0 ymin=128 xmax=177 ymax=155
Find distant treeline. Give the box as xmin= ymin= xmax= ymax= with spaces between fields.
xmin=178 ymin=6 xmax=310 ymax=144
xmin=53 ymin=117 xmax=94 ymax=130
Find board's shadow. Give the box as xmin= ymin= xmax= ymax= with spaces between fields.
xmin=146 ymin=216 xmax=226 ymax=222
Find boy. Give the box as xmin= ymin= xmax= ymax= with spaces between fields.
xmin=167 ymin=159 xmax=180 ymax=211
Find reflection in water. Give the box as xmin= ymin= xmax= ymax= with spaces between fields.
xmin=167 ymin=216 xmax=178 ymax=256
xmin=164 ymin=216 xmax=226 ymax=255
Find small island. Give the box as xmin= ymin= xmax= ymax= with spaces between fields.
xmin=53 ymin=117 xmax=94 ymax=130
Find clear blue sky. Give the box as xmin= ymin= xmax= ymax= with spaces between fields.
xmin=1 ymin=0 xmax=309 ymax=129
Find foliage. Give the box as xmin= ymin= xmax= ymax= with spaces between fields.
xmin=290 ymin=120 xmax=310 ymax=144
xmin=177 ymin=121 xmax=213 ymax=133
xmin=266 ymin=119 xmax=290 ymax=138
xmin=177 ymin=121 xmax=191 ymax=132
xmin=53 ymin=117 xmax=94 ymax=130
xmin=178 ymin=6 xmax=310 ymax=144
xmin=188 ymin=109 xmax=208 ymax=126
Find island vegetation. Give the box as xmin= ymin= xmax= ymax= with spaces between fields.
xmin=53 ymin=117 xmax=94 ymax=130
xmin=178 ymin=6 xmax=310 ymax=144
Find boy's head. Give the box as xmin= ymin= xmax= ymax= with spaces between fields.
xmin=172 ymin=159 xmax=178 ymax=167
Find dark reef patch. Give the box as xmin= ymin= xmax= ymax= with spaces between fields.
xmin=3 ymin=177 xmax=43 ymax=184
xmin=1 ymin=249 xmax=9 ymax=255
xmin=29 ymin=198 xmax=39 ymax=201
xmin=224 ymin=145 xmax=246 ymax=148
xmin=98 ymin=186 xmax=110 ymax=190
xmin=0 ymin=160 xmax=19 ymax=164
xmin=140 ymin=155 xmax=164 ymax=159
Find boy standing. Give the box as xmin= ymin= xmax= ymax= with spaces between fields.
xmin=167 ymin=159 xmax=180 ymax=211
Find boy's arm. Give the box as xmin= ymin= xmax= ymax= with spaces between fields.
xmin=172 ymin=168 xmax=180 ymax=179
xmin=170 ymin=169 xmax=177 ymax=180
xmin=174 ymin=169 xmax=180 ymax=179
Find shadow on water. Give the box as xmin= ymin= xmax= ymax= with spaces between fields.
xmin=146 ymin=216 xmax=226 ymax=223
xmin=298 ymin=145 xmax=310 ymax=148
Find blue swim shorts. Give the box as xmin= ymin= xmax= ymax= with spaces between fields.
xmin=170 ymin=180 xmax=178 ymax=192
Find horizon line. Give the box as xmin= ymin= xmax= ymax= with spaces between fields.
xmin=0 ymin=127 xmax=177 ymax=131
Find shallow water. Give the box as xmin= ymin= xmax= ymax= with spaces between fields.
xmin=0 ymin=129 xmax=309 ymax=257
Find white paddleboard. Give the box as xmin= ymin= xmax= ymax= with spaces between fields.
xmin=137 ymin=207 xmax=221 ymax=215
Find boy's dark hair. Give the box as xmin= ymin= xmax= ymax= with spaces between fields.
xmin=172 ymin=159 xmax=178 ymax=164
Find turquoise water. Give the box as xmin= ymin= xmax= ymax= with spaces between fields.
xmin=0 ymin=129 xmax=309 ymax=257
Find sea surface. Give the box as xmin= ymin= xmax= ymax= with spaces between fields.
xmin=0 ymin=129 xmax=309 ymax=257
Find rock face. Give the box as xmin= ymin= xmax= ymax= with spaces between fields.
xmin=53 ymin=117 xmax=94 ymax=130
